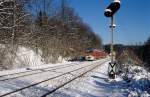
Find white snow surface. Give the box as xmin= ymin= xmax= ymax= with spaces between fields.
xmin=0 ymin=45 xmax=69 ymax=70
xmin=15 ymin=47 xmax=45 ymax=67
xmin=0 ymin=59 xmax=108 ymax=97
xmin=0 ymin=59 xmax=150 ymax=97
xmin=51 ymin=62 xmax=150 ymax=97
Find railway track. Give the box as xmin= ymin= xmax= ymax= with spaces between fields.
xmin=0 ymin=63 xmax=79 ymax=81
xmin=0 ymin=63 xmax=76 ymax=77
xmin=42 ymin=60 xmax=108 ymax=97
xmin=0 ymin=58 xmax=109 ymax=97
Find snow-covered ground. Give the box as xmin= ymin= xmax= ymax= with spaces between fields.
xmin=0 ymin=59 xmax=150 ymax=97
xmin=0 ymin=61 xmax=76 ymax=76
xmin=0 ymin=59 xmax=108 ymax=97
xmin=50 ymin=62 xmax=150 ymax=97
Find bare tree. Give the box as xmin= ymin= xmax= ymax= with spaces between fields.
xmin=0 ymin=0 xmax=103 ymax=68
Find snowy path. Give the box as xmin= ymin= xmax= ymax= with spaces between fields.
xmin=0 ymin=58 xmax=109 ymax=97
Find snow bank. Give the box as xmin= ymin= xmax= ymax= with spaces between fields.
xmin=126 ymin=65 xmax=150 ymax=97
xmin=12 ymin=47 xmax=44 ymax=68
xmin=0 ymin=44 xmax=45 ymax=70
xmin=0 ymin=44 xmax=70 ymax=70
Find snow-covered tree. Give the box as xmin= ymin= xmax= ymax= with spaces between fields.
xmin=143 ymin=36 xmax=150 ymax=69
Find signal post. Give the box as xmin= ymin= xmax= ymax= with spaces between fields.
xmin=104 ymin=0 xmax=121 ymax=79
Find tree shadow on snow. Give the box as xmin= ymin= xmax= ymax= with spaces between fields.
xmin=91 ymin=75 xmax=129 ymax=97
xmin=129 ymin=78 xmax=150 ymax=94
xmin=91 ymin=75 xmax=150 ymax=96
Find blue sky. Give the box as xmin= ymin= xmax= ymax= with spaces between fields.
xmin=69 ymin=0 xmax=150 ymax=45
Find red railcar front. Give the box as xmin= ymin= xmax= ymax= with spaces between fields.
xmin=85 ymin=49 xmax=108 ymax=61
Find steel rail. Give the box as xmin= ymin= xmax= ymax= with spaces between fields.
xmin=0 ymin=59 xmax=109 ymax=97
xmin=0 ymin=63 xmax=77 ymax=77
xmin=0 ymin=63 xmax=79 ymax=81
xmin=41 ymin=60 xmax=108 ymax=97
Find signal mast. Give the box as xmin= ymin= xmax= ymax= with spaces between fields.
xmin=104 ymin=0 xmax=121 ymax=79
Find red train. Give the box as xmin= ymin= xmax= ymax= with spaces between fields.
xmin=84 ymin=48 xmax=108 ymax=61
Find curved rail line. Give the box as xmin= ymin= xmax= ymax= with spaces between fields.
xmin=0 ymin=63 xmax=79 ymax=81
xmin=0 ymin=59 xmax=109 ymax=97
xmin=41 ymin=60 xmax=108 ymax=97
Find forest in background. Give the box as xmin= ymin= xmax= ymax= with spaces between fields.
xmin=0 ymin=0 xmax=102 ymax=69
xmin=104 ymin=36 xmax=150 ymax=71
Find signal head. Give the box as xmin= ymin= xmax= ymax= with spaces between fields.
xmin=104 ymin=1 xmax=121 ymax=17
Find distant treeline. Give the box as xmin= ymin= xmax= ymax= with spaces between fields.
xmin=0 ymin=0 xmax=102 ymax=64
xmin=104 ymin=36 xmax=150 ymax=70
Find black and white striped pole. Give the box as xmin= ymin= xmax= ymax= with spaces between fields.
xmin=104 ymin=0 xmax=121 ymax=79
